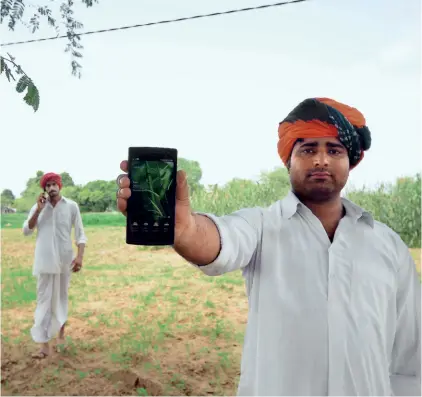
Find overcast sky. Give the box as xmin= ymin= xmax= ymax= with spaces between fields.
xmin=1 ymin=0 xmax=420 ymax=197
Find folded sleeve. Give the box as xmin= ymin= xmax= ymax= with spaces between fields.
xmin=189 ymin=207 xmax=263 ymax=276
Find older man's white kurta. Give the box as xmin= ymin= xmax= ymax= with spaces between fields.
xmin=192 ymin=191 xmax=420 ymax=396
xmin=23 ymin=196 xmax=87 ymax=343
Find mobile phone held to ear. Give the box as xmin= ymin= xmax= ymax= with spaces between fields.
xmin=42 ymin=191 xmax=48 ymax=203
xmin=126 ymin=147 xmax=178 ymax=246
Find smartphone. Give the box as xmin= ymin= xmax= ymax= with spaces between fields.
xmin=42 ymin=190 xmax=48 ymax=203
xmin=126 ymin=147 xmax=178 ymax=246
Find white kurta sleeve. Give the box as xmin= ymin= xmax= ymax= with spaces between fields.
xmin=22 ymin=204 xmax=38 ymax=236
xmin=72 ymin=203 xmax=87 ymax=245
xmin=389 ymin=244 xmax=421 ymax=396
xmin=189 ymin=207 xmax=262 ymax=276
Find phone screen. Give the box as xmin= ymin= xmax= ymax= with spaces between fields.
xmin=126 ymin=147 xmax=177 ymax=245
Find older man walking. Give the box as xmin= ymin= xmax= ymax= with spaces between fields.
xmin=23 ymin=172 xmax=87 ymax=358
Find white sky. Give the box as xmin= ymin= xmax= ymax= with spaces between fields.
xmin=1 ymin=0 xmax=421 ymax=198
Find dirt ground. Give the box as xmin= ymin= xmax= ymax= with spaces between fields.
xmin=1 ymin=227 xmax=421 ymax=396
xmin=2 ymin=227 xmax=247 ymax=396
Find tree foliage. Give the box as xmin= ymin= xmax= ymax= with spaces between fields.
xmin=0 ymin=54 xmax=40 ymax=111
xmin=177 ymin=158 xmax=203 ymax=193
xmin=9 ymin=157 xmax=206 ymax=213
xmin=1 ymin=188 xmax=15 ymax=206
xmin=1 ymin=0 xmax=98 ymax=111
xmin=346 ymin=173 xmax=421 ymax=248
xmin=4 ymin=160 xmax=420 ymax=248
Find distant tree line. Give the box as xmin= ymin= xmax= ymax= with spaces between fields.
xmin=1 ymin=158 xmax=204 ymax=213
xmin=1 ymin=160 xmax=420 ymax=247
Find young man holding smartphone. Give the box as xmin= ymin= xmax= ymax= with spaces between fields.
xmin=116 ymin=97 xmax=420 ymax=396
xmin=23 ymin=172 xmax=87 ymax=358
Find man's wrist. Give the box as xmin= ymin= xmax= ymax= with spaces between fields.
xmin=174 ymin=216 xmax=197 ymax=252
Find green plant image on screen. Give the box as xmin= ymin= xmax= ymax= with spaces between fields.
xmin=131 ymin=159 xmax=174 ymax=222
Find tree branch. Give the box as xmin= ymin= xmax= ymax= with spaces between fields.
xmin=0 ymin=53 xmax=40 ymax=111
xmin=1 ymin=53 xmax=26 ymax=78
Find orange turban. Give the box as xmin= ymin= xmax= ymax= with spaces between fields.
xmin=277 ymin=97 xmax=371 ymax=168
xmin=40 ymin=172 xmax=62 ymax=189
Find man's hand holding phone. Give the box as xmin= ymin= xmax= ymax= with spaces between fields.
xmin=116 ymin=159 xmax=196 ymax=245
xmin=36 ymin=192 xmax=48 ymax=212
xmin=117 ymin=147 xmax=222 ymax=265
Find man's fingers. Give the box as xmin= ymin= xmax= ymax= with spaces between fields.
xmin=117 ymin=197 xmax=128 ymax=216
xmin=117 ymin=175 xmax=130 ymax=189
xmin=176 ymin=170 xmax=190 ymax=207
xmin=117 ymin=187 xmax=131 ymax=199
xmin=120 ymin=160 xmax=128 ymax=173
xmin=116 ymin=168 xmax=130 ymax=217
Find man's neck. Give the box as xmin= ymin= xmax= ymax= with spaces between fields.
xmin=50 ymin=195 xmax=62 ymax=207
xmin=305 ymin=197 xmax=343 ymax=219
xmin=301 ymin=195 xmax=344 ymax=241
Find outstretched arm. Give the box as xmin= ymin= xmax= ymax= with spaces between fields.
xmin=183 ymin=207 xmax=262 ymax=276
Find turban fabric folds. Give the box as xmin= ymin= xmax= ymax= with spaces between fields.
xmin=277 ymin=98 xmax=372 ymax=168
xmin=40 ymin=172 xmax=62 ymax=190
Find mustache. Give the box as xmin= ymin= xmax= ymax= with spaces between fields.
xmin=306 ymin=168 xmax=331 ymax=177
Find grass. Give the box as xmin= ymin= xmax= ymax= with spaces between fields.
xmin=1 ymin=227 xmax=247 ymax=396
xmin=1 ymin=212 xmax=126 ymax=229
xmin=1 ymin=226 xmax=421 ymax=396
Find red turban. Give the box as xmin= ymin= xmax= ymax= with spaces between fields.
xmin=40 ymin=172 xmax=63 ymax=189
xmin=277 ymin=97 xmax=371 ymax=169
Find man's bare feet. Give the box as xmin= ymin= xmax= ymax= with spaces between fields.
xmin=32 ymin=343 xmax=49 ymax=359
xmin=56 ymin=337 xmax=66 ymax=352
xmin=56 ymin=327 xmax=67 ymax=352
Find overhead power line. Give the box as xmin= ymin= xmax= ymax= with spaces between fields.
xmin=1 ymin=0 xmax=309 ymax=47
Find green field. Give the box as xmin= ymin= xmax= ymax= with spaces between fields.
xmin=2 ymin=212 xmax=126 ymax=229
xmin=1 ymin=225 xmax=250 ymax=396
xmin=1 ymin=209 xmax=421 ymax=396
xmin=4 ymin=170 xmax=420 ymax=248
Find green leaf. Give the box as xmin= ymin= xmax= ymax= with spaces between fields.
xmin=23 ymin=81 xmax=40 ymax=112
xmin=15 ymin=75 xmax=29 ymax=93
xmin=4 ymin=64 xmax=15 ymax=82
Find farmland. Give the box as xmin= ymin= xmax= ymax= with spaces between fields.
xmin=1 ymin=211 xmax=421 ymax=396
xmin=2 ymin=223 xmax=248 ymax=396
xmin=1 ymin=170 xmax=421 ymax=395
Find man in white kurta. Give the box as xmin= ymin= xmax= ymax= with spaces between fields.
xmin=115 ymin=97 xmax=421 ymax=396
xmin=194 ymin=191 xmax=421 ymax=396
xmin=23 ymin=172 xmax=87 ymax=358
